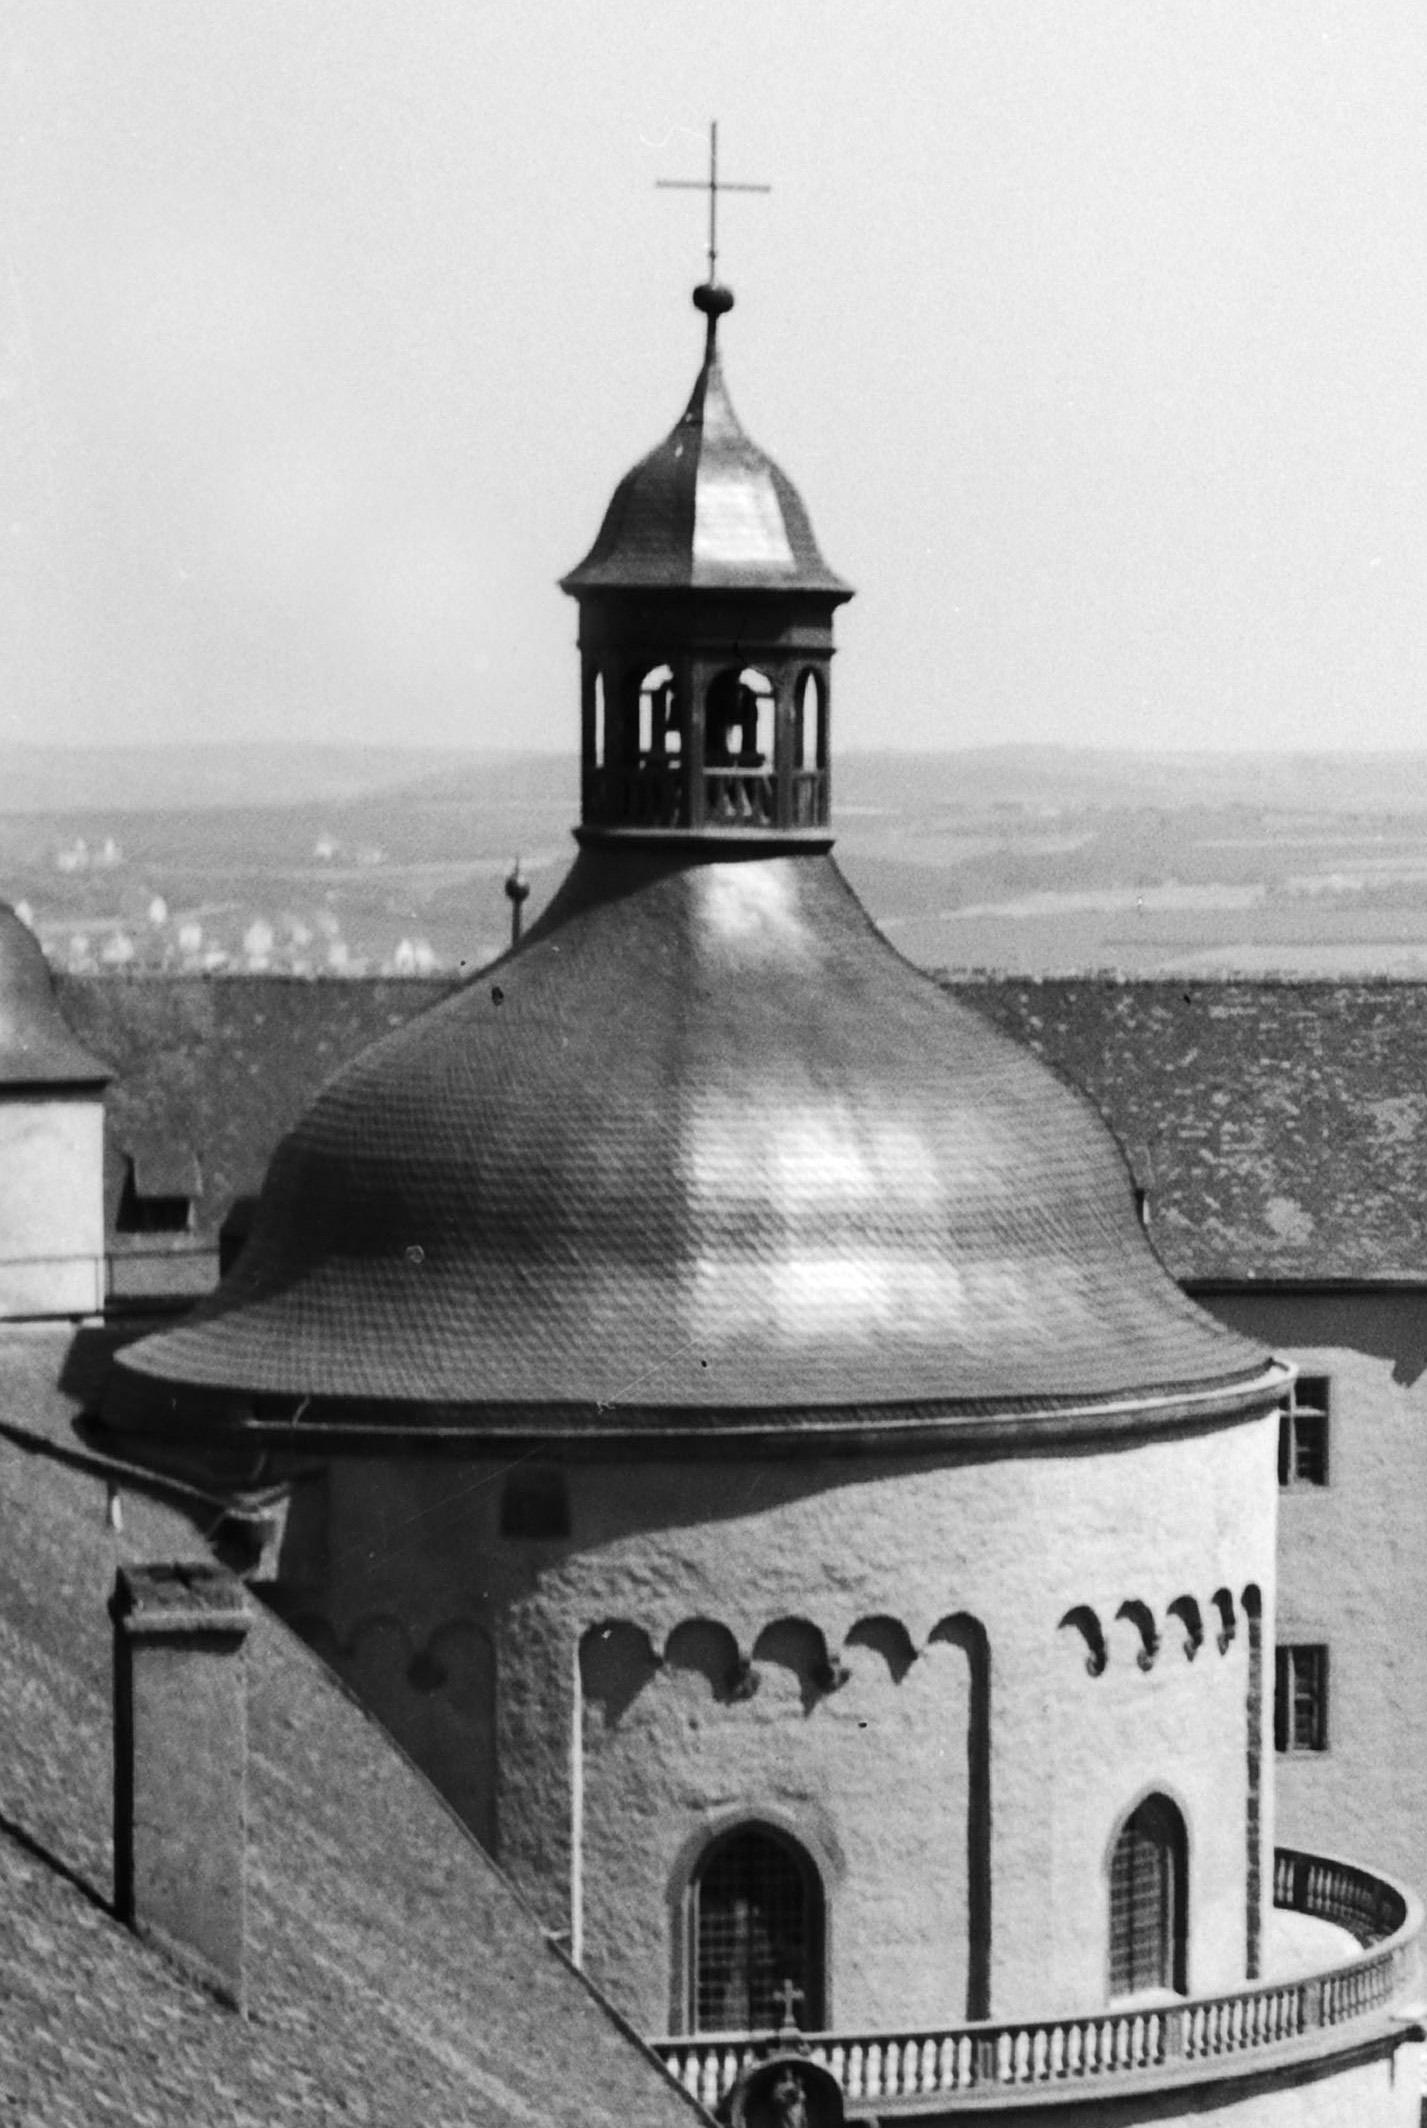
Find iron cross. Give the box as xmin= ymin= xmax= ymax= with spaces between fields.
xmin=656 ymin=121 xmax=771 ymax=282
xmin=772 ymin=1977 xmax=804 ymax=2030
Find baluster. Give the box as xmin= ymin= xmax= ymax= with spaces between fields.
xmin=885 ymin=2040 xmax=903 ymax=2097
xmin=866 ymin=2041 xmax=883 ymax=2098
xmin=845 ymin=2043 xmax=864 ymax=2101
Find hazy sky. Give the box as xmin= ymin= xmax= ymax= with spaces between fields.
xmin=4 ymin=2 xmax=1426 ymax=755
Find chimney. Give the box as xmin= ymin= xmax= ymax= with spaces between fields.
xmin=110 ymin=1563 xmax=250 ymax=2009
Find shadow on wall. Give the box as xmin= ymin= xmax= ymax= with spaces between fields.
xmin=1197 ymin=1287 xmax=1427 ymax=1390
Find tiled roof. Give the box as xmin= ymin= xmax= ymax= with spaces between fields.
xmin=114 ymin=850 xmax=1266 ymax=1425
xmin=560 ymin=298 xmax=850 ymax=597
xmin=55 ymin=964 xmax=1427 ymax=1306
xmin=55 ymin=972 xmax=450 ymax=1252
xmin=0 ymin=1324 xmax=706 ymax=2128
xmin=954 ymin=976 xmax=1427 ymax=1284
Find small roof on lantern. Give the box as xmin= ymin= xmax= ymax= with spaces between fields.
xmin=0 ymin=903 xmax=110 ymax=1088
xmin=561 ymin=284 xmax=853 ymax=598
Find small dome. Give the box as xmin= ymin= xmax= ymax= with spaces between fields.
xmin=561 ymin=291 xmax=851 ymax=597
xmin=116 ymin=849 xmax=1269 ymax=1436
xmin=0 ymin=904 xmax=109 ymax=1087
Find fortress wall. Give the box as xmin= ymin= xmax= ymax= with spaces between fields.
xmin=283 ymin=1407 xmax=1276 ymax=2031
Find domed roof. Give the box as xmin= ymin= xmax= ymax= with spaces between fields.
xmin=560 ymin=287 xmax=851 ymax=598
xmin=0 ymin=904 xmax=109 ymax=1087
xmin=115 ymin=848 xmax=1272 ymax=1440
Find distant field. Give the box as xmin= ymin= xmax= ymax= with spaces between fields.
xmin=8 ymin=743 xmax=1427 ymax=977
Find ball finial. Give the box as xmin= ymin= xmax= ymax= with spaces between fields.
xmin=504 ymin=858 xmax=532 ymax=949
xmin=693 ymin=280 xmax=735 ymax=319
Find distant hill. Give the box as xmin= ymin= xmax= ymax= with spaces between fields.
xmin=14 ymin=739 xmax=1427 ymax=820
xmin=0 ymin=742 xmax=490 ymax=815
xmin=11 ymin=742 xmax=1427 ymax=978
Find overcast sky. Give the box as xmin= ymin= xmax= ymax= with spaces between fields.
xmin=4 ymin=2 xmax=1425 ymax=756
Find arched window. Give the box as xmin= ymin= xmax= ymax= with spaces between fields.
xmin=1109 ymin=1795 xmax=1187 ymax=1998
xmin=795 ymin=668 xmax=824 ymax=771
xmin=688 ymin=1824 xmax=824 ymax=2033
xmin=636 ymin=664 xmax=679 ymax=759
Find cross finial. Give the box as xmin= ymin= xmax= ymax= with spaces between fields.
xmin=656 ymin=121 xmax=771 ymax=286
xmin=773 ymin=1977 xmax=804 ymax=2033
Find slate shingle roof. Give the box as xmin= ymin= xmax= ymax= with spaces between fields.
xmin=954 ymin=976 xmax=1427 ymax=1285
xmin=54 ymin=972 xmax=449 ymax=1254
xmin=54 ymin=965 xmax=1426 ymax=1299
xmin=0 ymin=1325 xmax=707 ymax=2128
xmin=113 ymin=851 xmax=1266 ymax=1426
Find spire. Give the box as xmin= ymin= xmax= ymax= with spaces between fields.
xmin=559 ymin=150 xmax=850 ymax=840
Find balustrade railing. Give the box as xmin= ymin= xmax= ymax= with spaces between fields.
xmin=586 ymin=761 xmax=828 ymax=831
xmin=653 ymin=1847 xmax=1421 ymax=2112
xmin=790 ymin=767 xmax=828 ymax=827
xmin=704 ymin=766 xmax=775 ymax=826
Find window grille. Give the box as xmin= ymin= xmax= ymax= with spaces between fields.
xmin=689 ymin=1826 xmax=823 ymax=2033
xmin=1274 ymin=1644 xmax=1329 ymax=1753
xmin=1276 ymin=1377 xmax=1330 ymax=1487
xmin=1108 ymin=1796 xmax=1187 ymax=1998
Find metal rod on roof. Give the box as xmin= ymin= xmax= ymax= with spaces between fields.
xmin=504 ymin=859 xmax=531 ymax=951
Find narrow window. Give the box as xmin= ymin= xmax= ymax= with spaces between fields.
xmin=795 ymin=669 xmax=824 ymax=770
xmin=1108 ymin=1795 xmax=1187 ymax=1998
xmin=688 ymin=1825 xmax=824 ymax=2034
xmin=1274 ymin=1645 xmax=1329 ymax=1753
xmin=1285 ymin=1376 xmax=1330 ymax=1487
xmin=499 ymin=1466 xmax=570 ymax=1540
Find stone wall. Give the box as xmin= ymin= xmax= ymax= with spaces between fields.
xmin=281 ymin=1408 xmax=1277 ymax=2033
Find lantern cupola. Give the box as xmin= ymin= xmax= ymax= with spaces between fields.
xmin=560 ymin=282 xmax=852 ymax=844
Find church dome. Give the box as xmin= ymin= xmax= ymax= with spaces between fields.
xmin=560 ymin=284 xmax=851 ymax=597
xmin=0 ymin=903 xmax=108 ymax=1087
xmin=116 ymin=845 xmax=1270 ymax=1437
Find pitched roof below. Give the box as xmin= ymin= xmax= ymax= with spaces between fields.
xmin=0 ymin=1324 xmax=707 ymax=2128
xmin=954 ymin=976 xmax=1427 ymax=1284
